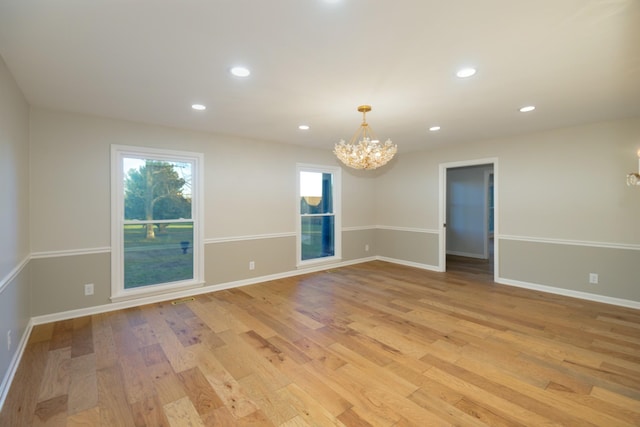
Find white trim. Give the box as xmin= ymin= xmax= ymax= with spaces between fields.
xmin=496 ymin=277 xmax=640 ymax=310
xmin=0 ymin=318 xmax=34 ymax=412
xmin=446 ymin=250 xmax=486 ymax=259
xmin=376 ymin=225 xmax=440 ymax=234
xmin=498 ymin=234 xmax=640 ymax=251
xmin=110 ymin=281 xmax=206 ymax=303
xmin=296 ymin=163 xmax=342 ymax=267
xmin=205 ymin=232 xmax=295 ymax=244
xmin=342 ymin=226 xmax=377 ymax=232
xmin=377 ymin=256 xmax=441 ymax=272
xmin=110 ymin=145 xmax=204 ymax=300
xmin=31 ymin=247 xmax=111 ymax=259
xmin=26 ymin=232 xmax=637 ymax=261
xmin=0 ymin=255 xmax=30 ymax=294
xmin=439 ymin=157 xmax=499 ymax=281
xmin=483 ymin=169 xmax=491 ymax=259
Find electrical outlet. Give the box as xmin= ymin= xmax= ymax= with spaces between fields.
xmin=84 ymin=283 xmax=94 ymax=296
xmin=589 ymin=273 xmax=599 ymax=284
xmin=365 ymin=244 xmax=370 ymax=252
xmin=249 ymin=261 xmax=255 ymax=270
xmin=7 ymin=330 xmax=11 ymax=351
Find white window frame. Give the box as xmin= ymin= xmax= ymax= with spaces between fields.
xmin=296 ymin=163 xmax=342 ymax=267
xmin=110 ymin=145 xmax=204 ymax=301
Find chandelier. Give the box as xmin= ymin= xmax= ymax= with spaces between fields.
xmin=627 ymin=149 xmax=640 ymax=186
xmin=334 ymin=105 xmax=397 ymax=170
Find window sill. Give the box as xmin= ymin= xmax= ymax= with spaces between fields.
xmin=110 ymin=281 xmax=205 ymax=303
xmin=297 ymin=256 xmax=342 ymax=269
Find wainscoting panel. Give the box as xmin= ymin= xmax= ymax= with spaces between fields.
xmin=498 ymin=237 xmax=640 ymax=303
xmin=375 ymin=227 xmax=439 ymax=268
xmin=0 ymin=262 xmax=31 ymax=412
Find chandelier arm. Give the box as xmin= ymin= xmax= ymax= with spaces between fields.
xmin=366 ymin=125 xmax=378 ymax=142
xmin=348 ymin=126 xmax=364 ymax=145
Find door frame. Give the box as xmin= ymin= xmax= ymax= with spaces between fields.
xmin=438 ymin=157 xmax=499 ymax=280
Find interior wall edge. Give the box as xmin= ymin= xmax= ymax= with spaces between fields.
xmin=0 ymin=318 xmax=33 ymax=413
xmin=496 ymin=277 xmax=640 ymax=310
xmin=498 ymin=234 xmax=640 ymax=251
xmin=0 ymin=255 xmax=30 ymax=295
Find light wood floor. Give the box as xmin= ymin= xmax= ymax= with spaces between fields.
xmin=2 ymin=261 xmax=639 ymax=426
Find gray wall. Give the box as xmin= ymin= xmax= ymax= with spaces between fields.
xmin=27 ymin=108 xmax=379 ymax=315
xmin=375 ymin=118 xmax=640 ymax=302
xmin=0 ymin=55 xmax=31 ymax=402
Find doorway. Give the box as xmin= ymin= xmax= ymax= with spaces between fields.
xmin=438 ymin=158 xmax=498 ymax=279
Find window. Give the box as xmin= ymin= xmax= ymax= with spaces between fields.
xmin=111 ymin=145 xmax=203 ymax=300
xmin=297 ymin=164 xmax=341 ymax=265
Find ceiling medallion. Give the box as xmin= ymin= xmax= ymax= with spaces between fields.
xmin=334 ymin=105 xmax=397 ymax=170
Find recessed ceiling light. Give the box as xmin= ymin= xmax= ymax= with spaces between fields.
xmin=429 ymin=126 xmax=441 ymax=132
xmin=519 ymin=105 xmax=536 ymax=112
xmin=298 ymin=125 xmax=310 ymax=130
xmin=230 ymin=66 xmax=251 ymax=77
xmin=191 ymin=104 xmax=206 ymax=111
xmin=456 ymin=67 xmax=476 ymax=78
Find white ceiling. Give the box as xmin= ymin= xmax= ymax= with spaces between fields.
xmin=1 ymin=0 xmax=639 ymax=153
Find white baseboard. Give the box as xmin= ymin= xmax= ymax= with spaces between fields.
xmin=31 ymin=256 xmax=379 ymax=326
xmin=377 ymin=256 xmax=441 ymax=272
xmin=446 ymin=250 xmax=487 ymax=259
xmin=496 ymin=277 xmax=640 ymax=310
xmin=0 ymin=318 xmax=34 ymax=413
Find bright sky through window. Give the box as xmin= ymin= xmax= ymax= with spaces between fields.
xmin=300 ymin=171 xmax=322 ymax=197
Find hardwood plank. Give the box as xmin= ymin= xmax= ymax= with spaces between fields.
xmin=140 ymin=342 xmax=169 ymax=367
xmin=67 ymin=353 xmax=98 ymax=415
xmin=148 ymin=360 xmax=188 ymax=406
xmin=96 ymin=365 xmax=136 ymax=426
xmin=0 ymin=340 xmax=49 ymax=427
xmin=280 ymin=383 xmax=347 ymax=427
xmin=238 ymin=374 xmax=297 ymax=425
xmin=71 ymin=316 xmax=93 ymax=358
xmin=144 ymin=306 xmax=199 ymax=373
xmin=130 ymin=394 xmax=171 ymax=427
xmin=131 ymin=322 xmax=160 ymax=348
xmin=92 ymin=312 xmax=118 ymax=370
xmin=336 ymin=408 xmax=374 ymax=427
xmin=37 ymin=347 xmax=71 ymax=402
xmin=190 ymin=344 xmax=260 ymax=419
xmin=201 ymin=405 xmax=237 ymax=426
xmin=29 ymin=322 xmax=54 ymax=344
xmin=163 ymin=396 xmax=205 ymax=427
xmin=48 ymin=319 xmax=73 ymax=351
xmin=66 ymin=406 xmax=100 ymax=427
xmin=177 ymin=366 xmax=224 ymax=416
xmin=32 ymin=394 xmax=67 ymax=427
xmin=119 ymin=349 xmax=156 ymax=404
